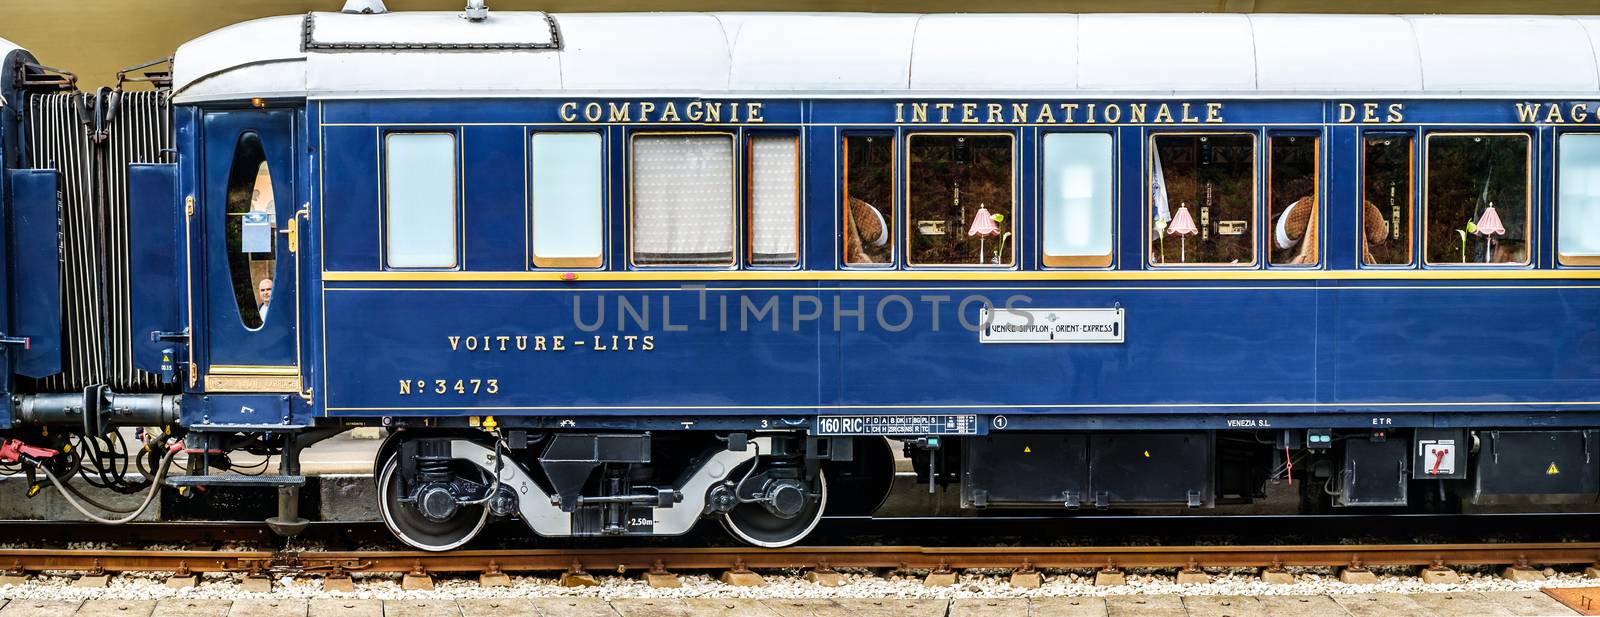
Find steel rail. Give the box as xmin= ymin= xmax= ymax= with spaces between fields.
xmin=2 ymin=543 xmax=1599 ymax=576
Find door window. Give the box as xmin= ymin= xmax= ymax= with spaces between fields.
xmin=224 ymin=132 xmax=276 ymax=330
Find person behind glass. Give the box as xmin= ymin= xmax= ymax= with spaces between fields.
xmin=257 ymin=278 xmax=272 ymax=321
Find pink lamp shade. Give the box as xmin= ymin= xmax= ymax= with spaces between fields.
xmin=1475 ymin=205 xmax=1505 ymax=236
xmin=968 ymin=206 xmax=1000 ymax=236
xmin=1167 ymin=205 xmax=1198 ymax=236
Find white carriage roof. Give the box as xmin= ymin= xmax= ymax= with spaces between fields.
xmin=0 ymin=36 xmax=21 ymax=59
xmin=171 ymin=12 xmax=1600 ymax=102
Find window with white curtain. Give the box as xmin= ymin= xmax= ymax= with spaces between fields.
xmin=1042 ymin=133 xmax=1114 ymax=267
xmin=531 ymin=132 xmax=604 ymax=268
xmin=385 ymin=133 xmax=457 ymax=269
xmin=748 ymin=136 xmax=800 ymax=266
xmin=1560 ymin=134 xmax=1600 ymax=265
xmin=631 ymin=134 xmax=735 ymax=265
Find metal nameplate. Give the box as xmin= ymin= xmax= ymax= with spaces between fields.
xmin=979 ymin=307 xmax=1125 ymax=344
xmin=815 ymin=414 xmax=979 ymax=436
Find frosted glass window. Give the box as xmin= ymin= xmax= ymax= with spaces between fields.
xmin=1560 ymin=134 xmax=1600 ymax=264
xmin=749 ymin=136 xmax=800 ymax=266
xmin=631 ymin=134 xmax=735 ymax=265
xmin=1042 ymin=133 xmax=1114 ymax=267
xmin=531 ymin=133 xmax=604 ymax=268
xmin=385 ymin=133 xmax=457 ymax=268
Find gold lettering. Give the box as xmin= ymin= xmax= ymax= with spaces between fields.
xmin=435 ymin=379 xmax=447 ymax=394
xmin=465 ymin=336 xmax=479 ymax=351
xmin=583 ymin=102 xmax=602 ymax=122
xmin=1515 ymin=103 xmax=1542 ymax=123
xmin=1546 ymin=104 xmax=1567 ymax=124
xmin=559 ymin=102 xmax=578 ymax=122
xmin=608 ymin=102 xmax=631 ymax=122
xmin=516 ymin=336 xmax=528 ymax=351
xmin=1103 ymin=103 xmax=1122 ymax=124
xmin=1035 ymin=104 xmax=1056 ymax=124
xmin=1362 ymin=102 xmax=1379 ymax=123
xmin=593 ymin=335 xmax=608 ymax=351
xmin=961 ymin=103 xmax=978 ymax=124
xmin=1011 ymin=103 xmax=1028 ymax=123
xmin=448 ymin=336 xmax=461 ymax=351
xmin=1338 ymin=103 xmax=1357 ymax=123
xmin=1129 ymin=103 xmax=1147 ymax=123
xmin=534 ymin=336 xmax=547 ymax=351
xmin=553 ymin=335 xmax=566 ymax=351
xmin=912 ymin=103 xmax=929 ymax=123
xmin=1181 ymin=102 xmax=1198 ymax=123
xmin=1575 ymin=103 xmax=1590 ymax=123
xmin=701 ymin=102 xmax=720 ymax=123
xmin=399 ymin=380 xmax=411 ymax=395
xmin=638 ymin=101 xmax=655 ymax=121
xmin=659 ymin=102 xmax=680 ymax=122
xmin=642 ymin=336 xmax=655 ymax=351
xmin=1385 ymin=103 xmax=1404 ymax=123
xmin=746 ymin=102 xmax=764 ymax=123
xmin=486 ymin=379 xmax=499 ymax=394
xmin=496 ymin=335 xmax=510 ymax=351
xmin=686 ymin=101 xmax=704 ymax=122
xmin=936 ymin=103 xmax=954 ymax=123
xmin=1084 ymin=103 xmax=1096 ymax=124
xmin=987 ymin=103 xmax=1004 ymax=124
xmin=1206 ymin=102 xmax=1224 ymax=123
xmin=1154 ymin=104 xmax=1174 ymax=124
xmin=895 ymin=102 xmax=905 ymax=123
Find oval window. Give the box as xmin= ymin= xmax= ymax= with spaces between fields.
xmin=224 ymin=132 xmax=276 ymax=330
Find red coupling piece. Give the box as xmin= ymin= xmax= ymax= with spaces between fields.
xmin=561 ymin=272 xmax=578 ymax=282
xmin=0 ymin=439 xmax=60 ymax=464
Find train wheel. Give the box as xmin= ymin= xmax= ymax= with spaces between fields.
xmin=376 ymin=451 xmax=489 ymax=551
xmin=721 ymin=469 xmax=828 ymax=548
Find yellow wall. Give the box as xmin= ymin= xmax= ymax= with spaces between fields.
xmin=5 ymin=0 xmax=1598 ymax=88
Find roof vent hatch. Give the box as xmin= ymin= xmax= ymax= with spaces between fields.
xmin=340 ymin=0 xmax=387 ymax=14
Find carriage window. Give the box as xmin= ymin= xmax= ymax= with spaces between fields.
xmin=1425 ymin=134 xmax=1530 ymax=265
xmin=909 ymin=134 xmax=1014 ymax=266
xmin=1268 ymin=135 xmax=1319 ymax=266
xmin=384 ymin=133 xmax=458 ymax=269
xmin=748 ymin=136 xmax=800 ymax=266
xmin=1363 ymin=135 xmax=1412 ymax=265
xmin=531 ymin=132 xmax=603 ymax=268
xmin=631 ymin=134 xmax=735 ymax=266
xmin=1149 ymin=133 xmax=1256 ymax=266
xmin=843 ymin=135 xmax=894 ymax=266
xmin=1042 ymin=133 xmax=1114 ymax=267
xmin=1560 ymin=134 xmax=1600 ymax=265
xmin=225 ymin=132 xmax=275 ymax=330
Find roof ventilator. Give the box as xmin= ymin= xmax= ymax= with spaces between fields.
xmin=462 ymin=0 xmax=489 ymax=21
xmin=340 ymin=0 xmax=387 ymax=14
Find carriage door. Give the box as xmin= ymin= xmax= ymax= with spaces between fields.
xmin=199 ymin=109 xmax=299 ymax=391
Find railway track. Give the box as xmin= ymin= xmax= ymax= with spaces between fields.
xmin=6 ymin=512 xmax=1600 ymax=546
xmin=3 ymin=543 xmax=1599 ymax=580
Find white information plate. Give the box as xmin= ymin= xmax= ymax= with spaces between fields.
xmin=814 ymin=414 xmax=979 ymax=436
xmin=979 ymin=307 xmax=1125 ymax=344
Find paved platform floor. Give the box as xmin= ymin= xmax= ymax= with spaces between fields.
xmin=0 ymin=592 xmax=1580 ymax=617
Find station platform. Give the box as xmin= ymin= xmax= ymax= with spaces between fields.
xmin=0 ymin=592 xmax=1581 ymax=617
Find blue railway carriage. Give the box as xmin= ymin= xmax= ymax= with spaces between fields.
xmin=11 ymin=6 xmax=1600 ymax=550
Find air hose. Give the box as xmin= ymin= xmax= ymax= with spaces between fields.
xmin=39 ymin=443 xmax=182 ymax=525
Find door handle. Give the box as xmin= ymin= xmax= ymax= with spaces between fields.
xmin=280 ymin=216 xmax=298 ymax=254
